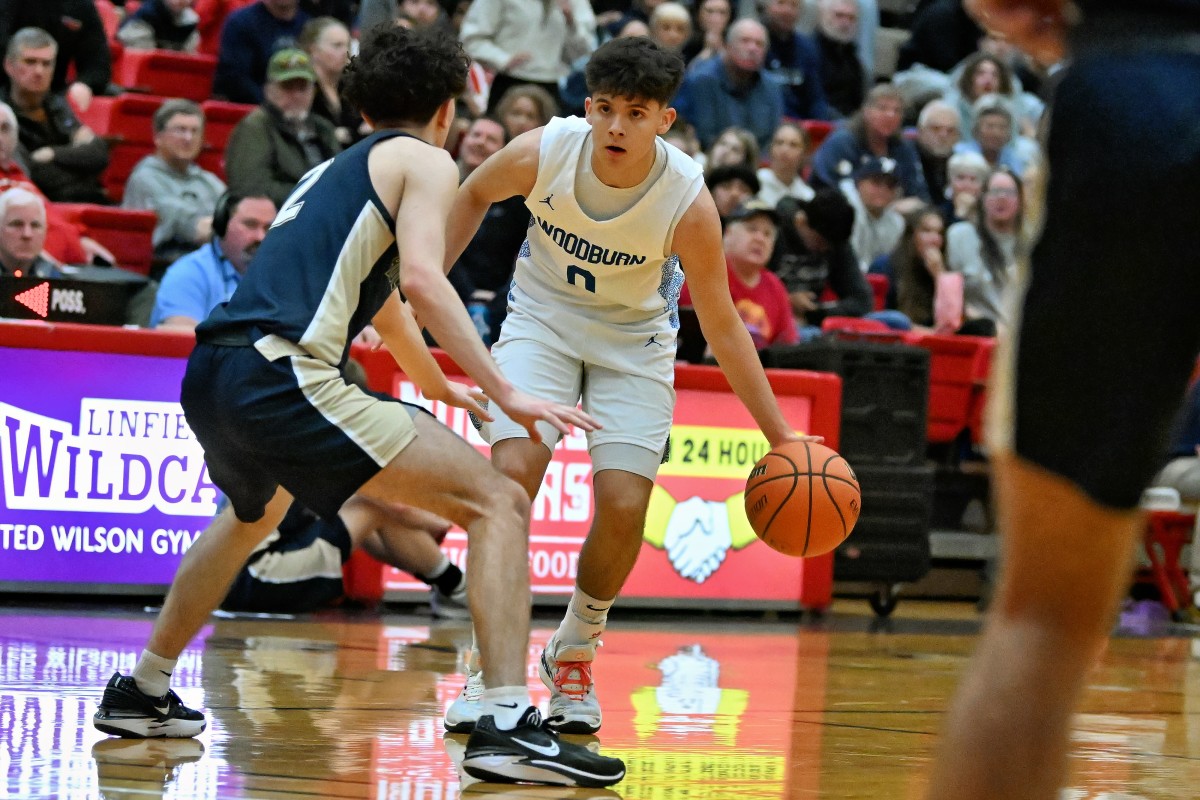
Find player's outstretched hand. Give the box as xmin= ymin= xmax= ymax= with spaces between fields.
xmin=430 ymin=381 xmax=493 ymax=421
xmin=499 ymin=390 xmax=600 ymax=444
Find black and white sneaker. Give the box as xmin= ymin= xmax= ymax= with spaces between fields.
xmin=462 ymin=707 xmax=624 ymax=788
xmin=93 ymin=673 xmax=207 ymax=739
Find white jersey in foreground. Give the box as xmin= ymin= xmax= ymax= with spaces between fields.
xmin=502 ymin=116 xmax=704 ymax=380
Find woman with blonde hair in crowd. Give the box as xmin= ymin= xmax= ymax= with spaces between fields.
xmin=495 ymin=84 xmax=558 ymax=139
xmin=757 ymin=122 xmax=813 ymax=206
xmin=649 ymin=2 xmax=691 ymax=53
xmin=941 ymin=150 xmax=990 ymax=225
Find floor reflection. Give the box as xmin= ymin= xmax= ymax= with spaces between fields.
xmin=1 ymin=603 xmax=1199 ymax=799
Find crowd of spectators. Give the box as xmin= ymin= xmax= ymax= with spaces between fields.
xmin=0 ymin=0 xmax=1051 ymax=346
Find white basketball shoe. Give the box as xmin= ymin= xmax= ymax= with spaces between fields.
xmin=538 ymin=634 xmax=601 ymax=733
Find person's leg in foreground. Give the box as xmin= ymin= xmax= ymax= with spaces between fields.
xmin=926 ymin=11 xmax=1200 ymax=797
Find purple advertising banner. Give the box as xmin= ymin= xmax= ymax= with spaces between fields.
xmin=0 ymin=346 xmax=216 ymax=587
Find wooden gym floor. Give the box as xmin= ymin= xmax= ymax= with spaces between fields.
xmin=3 ymin=599 xmax=1200 ymax=799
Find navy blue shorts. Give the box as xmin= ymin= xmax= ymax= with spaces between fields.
xmin=1007 ymin=25 xmax=1200 ymax=508
xmin=181 ymin=339 xmax=422 ymax=523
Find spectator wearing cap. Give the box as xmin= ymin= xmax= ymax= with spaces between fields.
xmin=0 ymin=187 xmax=65 ymax=279
xmin=772 ymin=186 xmax=872 ymax=338
xmin=845 ymin=155 xmax=903 ymax=273
xmin=224 ymin=48 xmax=341 ymax=207
xmin=122 ymin=99 xmax=227 ymax=269
xmin=706 ymin=163 xmax=760 ymax=221
xmin=809 ymin=84 xmax=930 ymax=203
xmin=682 ymin=198 xmax=798 ymax=350
xmin=212 ymin=0 xmax=311 ymax=105
xmin=673 ymin=19 xmax=785 ymax=151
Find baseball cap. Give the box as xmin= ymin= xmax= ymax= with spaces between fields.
xmin=853 ymin=155 xmax=900 ymax=183
xmin=725 ymin=198 xmax=778 ymax=226
xmin=267 ymin=49 xmax=316 ymax=84
xmin=797 ymin=188 xmax=854 ymax=245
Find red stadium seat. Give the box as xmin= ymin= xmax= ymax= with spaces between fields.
xmin=906 ymin=333 xmax=994 ymax=444
xmin=866 ymin=273 xmax=889 ymax=312
xmin=198 ymin=100 xmax=256 ymax=179
xmin=112 ymin=49 xmax=217 ymax=102
xmin=54 ymin=204 xmax=157 ymax=276
xmin=86 ymin=94 xmax=168 ymax=202
xmin=966 ymin=337 xmax=996 ymax=445
xmin=95 ymin=0 xmax=122 ymax=42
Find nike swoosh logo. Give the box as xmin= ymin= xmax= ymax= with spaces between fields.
xmin=154 ymin=705 xmax=171 ymax=716
xmin=513 ymin=736 xmax=560 ymax=757
xmin=497 ymin=702 xmax=519 ymax=708
xmin=585 ymin=604 xmax=605 ymax=611
xmin=159 ymin=670 xmax=171 ymax=677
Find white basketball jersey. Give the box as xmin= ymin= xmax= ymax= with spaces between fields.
xmin=503 ymin=116 xmax=704 ymax=380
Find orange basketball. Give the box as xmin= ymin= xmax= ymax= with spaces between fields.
xmin=744 ymin=441 xmax=861 ymax=557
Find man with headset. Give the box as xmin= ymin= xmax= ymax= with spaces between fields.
xmin=150 ymin=191 xmax=276 ymax=330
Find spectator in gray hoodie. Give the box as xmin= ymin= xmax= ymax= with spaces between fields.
xmin=122 ymin=99 xmax=226 ymax=271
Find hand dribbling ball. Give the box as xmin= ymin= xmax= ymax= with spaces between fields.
xmin=744 ymin=441 xmax=860 ymax=557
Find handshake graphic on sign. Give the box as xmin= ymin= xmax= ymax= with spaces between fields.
xmin=643 ymin=487 xmax=758 ymax=583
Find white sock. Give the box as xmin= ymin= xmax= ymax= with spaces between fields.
xmin=557 ymin=587 xmax=612 ymax=645
xmin=482 ymin=686 xmax=532 ymax=730
xmin=132 ymin=650 xmax=176 ymax=698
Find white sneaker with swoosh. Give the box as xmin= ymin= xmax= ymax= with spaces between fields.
xmin=462 ymin=706 xmax=624 ymax=787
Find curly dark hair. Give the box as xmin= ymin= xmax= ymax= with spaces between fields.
xmin=340 ymin=24 xmax=468 ymax=128
xmin=585 ymin=37 xmax=685 ymax=106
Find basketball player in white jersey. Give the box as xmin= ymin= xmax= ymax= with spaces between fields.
xmin=92 ymin=27 xmax=626 ymax=788
xmin=441 ymin=36 xmax=814 ymax=734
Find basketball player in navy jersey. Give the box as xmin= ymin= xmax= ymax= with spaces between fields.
xmin=439 ymin=36 xmax=817 ymax=735
xmin=92 ymin=27 xmax=626 ymax=788
xmin=925 ymin=1 xmax=1200 ymax=798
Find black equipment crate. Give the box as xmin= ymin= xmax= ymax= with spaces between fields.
xmin=835 ymin=463 xmax=934 ymax=583
xmin=765 ymin=339 xmax=930 ymax=467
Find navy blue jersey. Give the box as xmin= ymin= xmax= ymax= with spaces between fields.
xmin=199 ymin=130 xmax=416 ymax=367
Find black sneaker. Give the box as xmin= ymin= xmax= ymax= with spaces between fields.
xmin=93 ymin=673 xmax=207 ymax=739
xmin=462 ymin=707 xmax=625 ymax=788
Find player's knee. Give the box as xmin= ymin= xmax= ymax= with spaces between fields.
xmin=471 ymin=472 xmax=530 ymax=530
xmin=596 ymin=492 xmax=649 ymax=533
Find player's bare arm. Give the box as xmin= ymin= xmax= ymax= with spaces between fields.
xmin=443 ymin=128 xmax=542 ymax=272
xmin=964 ymin=0 xmax=1073 ymax=64
xmin=372 ymin=136 xmax=599 ymax=442
xmin=672 ymin=190 xmax=804 ymax=449
xmin=371 ymin=291 xmax=491 ymax=420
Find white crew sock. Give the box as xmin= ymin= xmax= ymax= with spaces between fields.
xmin=481 ymin=686 xmax=532 ymax=730
xmin=132 ymin=650 xmax=177 ymax=698
xmin=556 ymin=587 xmax=613 ymax=645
